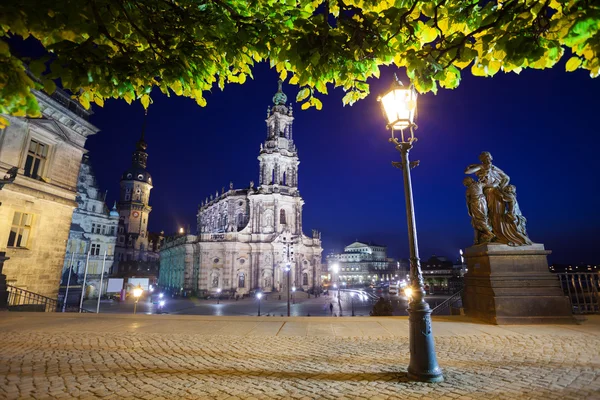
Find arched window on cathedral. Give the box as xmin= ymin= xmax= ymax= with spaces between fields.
xmin=238 ymin=273 xmax=245 ymax=288
xmin=237 ymin=213 xmax=245 ymax=229
xmin=303 ymin=272 xmax=308 ymax=286
xmin=282 ymin=171 xmax=286 ymax=186
xmin=280 ymin=209 xmax=286 ymax=225
xmin=271 ymin=168 xmax=275 ymax=184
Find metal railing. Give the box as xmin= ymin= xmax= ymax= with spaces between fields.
xmin=557 ymin=273 xmax=599 ymax=314
xmin=6 ymin=285 xmax=90 ymax=313
xmin=431 ymin=289 xmax=464 ymax=315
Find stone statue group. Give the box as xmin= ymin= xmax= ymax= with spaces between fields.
xmin=464 ymin=152 xmax=532 ymax=246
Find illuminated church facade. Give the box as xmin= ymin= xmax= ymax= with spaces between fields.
xmin=159 ymin=82 xmax=323 ymax=296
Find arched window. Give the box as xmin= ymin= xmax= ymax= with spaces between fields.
xmin=271 ymin=168 xmax=275 ymax=184
xmin=238 ymin=273 xmax=245 ymax=288
xmin=282 ymin=171 xmax=286 ymax=186
xmin=280 ymin=209 xmax=286 ymax=225
xmin=303 ymin=273 xmax=308 ymax=286
xmin=237 ymin=213 xmax=245 ymax=228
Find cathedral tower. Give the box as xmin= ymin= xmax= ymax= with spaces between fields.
xmin=258 ymin=80 xmax=299 ymax=193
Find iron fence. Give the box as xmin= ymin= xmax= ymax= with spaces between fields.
xmin=431 ymin=289 xmax=464 ymax=315
xmin=557 ymin=273 xmax=599 ymax=314
xmin=6 ymin=285 xmax=90 ymax=313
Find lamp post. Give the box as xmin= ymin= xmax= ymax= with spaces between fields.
xmin=292 ymin=286 xmax=296 ymax=304
xmin=284 ymin=265 xmax=291 ymax=316
xmin=377 ymin=76 xmax=443 ymax=383
xmin=133 ymin=284 xmax=143 ymax=314
xmin=256 ymin=292 xmax=262 ymax=316
xmin=350 ymin=292 xmax=355 ymax=317
xmin=216 ymin=288 xmax=221 ymax=304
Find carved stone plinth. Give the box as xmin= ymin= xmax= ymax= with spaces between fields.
xmin=0 ymin=252 xmax=9 ymax=310
xmin=463 ymin=243 xmax=575 ymax=324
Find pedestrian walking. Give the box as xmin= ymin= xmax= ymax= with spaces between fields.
xmin=329 ymin=302 xmax=334 ymax=315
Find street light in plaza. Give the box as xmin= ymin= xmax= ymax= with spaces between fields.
xmin=285 ymin=264 xmax=291 ymax=316
xmin=216 ymin=288 xmax=222 ymax=304
xmin=132 ymin=284 xmax=143 ymax=315
xmin=292 ymin=286 xmax=296 ymax=304
xmin=350 ymin=292 xmax=355 ymax=317
xmin=377 ymin=76 xmax=443 ymax=383
xmin=256 ymin=292 xmax=263 ymax=316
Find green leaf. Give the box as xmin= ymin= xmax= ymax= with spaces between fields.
xmin=42 ymin=79 xmax=56 ymax=94
xmin=296 ymin=88 xmax=310 ymax=102
xmin=30 ymin=60 xmax=46 ymax=76
xmin=565 ymin=57 xmax=582 ymax=72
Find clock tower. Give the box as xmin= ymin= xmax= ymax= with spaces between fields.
xmin=114 ymin=115 xmax=156 ymax=271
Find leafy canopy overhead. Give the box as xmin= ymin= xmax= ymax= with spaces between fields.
xmin=1 ymin=0 xmax=598 ymax=127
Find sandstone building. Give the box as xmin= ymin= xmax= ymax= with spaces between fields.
xmin=160 ymin=82 xmax=323 ymax=296
xmin=0 ymin=89 xmax=97 ymax=298
xmin=63 ymin=154 xmax=118 ymax=298
xmin=327 ymin=241 xmax=400 ymax=285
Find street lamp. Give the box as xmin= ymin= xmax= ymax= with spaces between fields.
xmin=285 ymin=264 xmax=291 ymax=316
xmin=350 ymin=292 xmax=355 ymax=317
xmin=256 ymin=292 xmax=262 ymax=316
xmin=377 ymin=76 xmax=443 ymax=383
xmin=132 ymin=284 xmax=143 ymax=314
xmin=292 ymin=286 xmax=296 ymax=304
xmin=216 ymin=288 xmax=221 ymax=304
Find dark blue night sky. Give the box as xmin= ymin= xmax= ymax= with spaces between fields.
xmin=84 ymin=63 xmax=600 ymax=264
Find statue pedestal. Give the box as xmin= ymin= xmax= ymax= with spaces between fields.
xmin=463 ymin=243 xmax=575 ymax=324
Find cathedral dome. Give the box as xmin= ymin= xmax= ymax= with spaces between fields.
xmin=121 ymin=166 xmax=152 ymax=185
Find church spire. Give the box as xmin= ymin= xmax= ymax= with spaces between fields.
xmin=272 ymin=80 xmax=288 ymax=106
xmin=132 ymin=110 xmax=149 ymax=169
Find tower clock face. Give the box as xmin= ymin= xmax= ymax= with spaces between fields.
xmin=132 ymin=211 xmax=140 ymax=218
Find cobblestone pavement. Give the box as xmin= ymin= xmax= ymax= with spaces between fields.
xmin=0 ymin=314 xmax=599 ymax=399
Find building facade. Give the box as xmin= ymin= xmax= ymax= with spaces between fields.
xmin=0 ymin=88 xmax=98 ymax=298
xmin=112 ymin=124 xmax=161 ymax=283
xmin=160 ymin=82 xmax=323 ymax=296
xmin=327 ymin=241 xmax=401 ymax=285
xmin=63 ymin=154 xmax=118 ymax=298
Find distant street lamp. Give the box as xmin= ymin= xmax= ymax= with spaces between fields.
xmin=133 ymin=284 xmax=143 ymax=314
xmin=216 ymin=288 xmax=222 ymax=304
xmin=377 ymin=76 xmax=443 ymax=383
xmin=350 ymin=292 xmax=355 ymax=317
xmin=292 ymin=286 xmax=296 ymax=304
xmin=285 ymin=265 xmax=291 ymax=316
xmin=256 ymin=292 xmax=262 ymax=316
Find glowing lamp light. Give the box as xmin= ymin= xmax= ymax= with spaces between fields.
xmin=179 ymin=227 xmax=184 ymax=234
xmin=404 ymin=287 xmax=413 ymax=298
xmin=159 ymin=300 xmax=165 ymax=307
xmin=378 ymin=78 xmax=418 ymax=131
xmin=331 ymin=263 xmax=340 ymax=274
xmin=133 ymin=285 xmax=143 ymax=299
xmin=217 ymin=288 xmax=222 ymax=294
xmin=292 ymin=287 xmax=296 ymax=292
xmin=159 ymin=293 xmax=164 ymax=299
xmin=257 ymin=292 xmax=263 ymax=299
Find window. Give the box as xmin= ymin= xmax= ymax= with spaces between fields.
xmin=7 ymin=212 xmax=33 ymax=248
xmin=110 ymin=226 xmax=116 ymax=236
xmin=303 ymin=273 xmax=308 ymax=286
xmin=24 ymin=139 xmax=48 ymax=179
xmin=95 ymin=224 xmax=101 ymax=234
xmin=91 ymin=244 xmax=100 ymax=256
xmin=280 ymin=209 xmax=286 ymax=225
xmin=238 ymin=273 xmax=245 ymax=288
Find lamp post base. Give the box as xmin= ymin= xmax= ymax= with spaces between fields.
xmin=407 ymin=303 xmax=444 ymax=383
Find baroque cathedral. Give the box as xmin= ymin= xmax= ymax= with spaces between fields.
xmin=159 ymin=82 xmax=323 ymax=296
